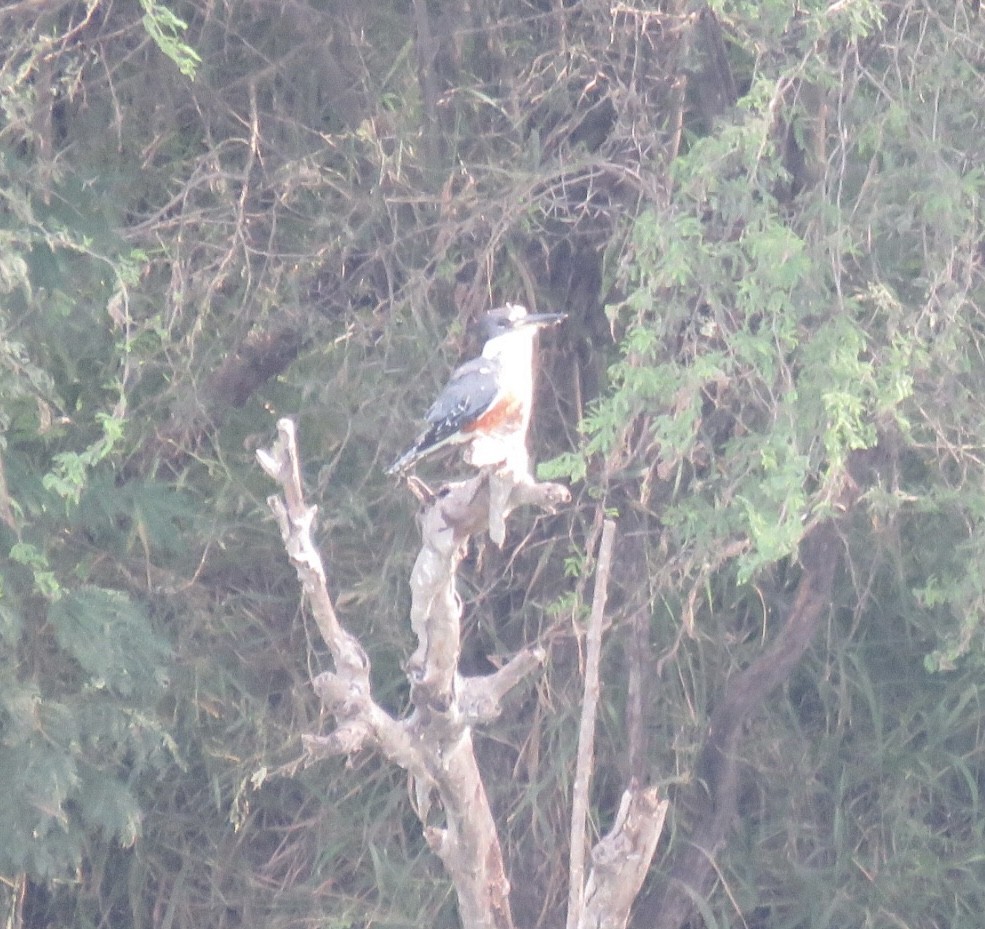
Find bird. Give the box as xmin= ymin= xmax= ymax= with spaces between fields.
xmin=387 ymin=303 xmax=566 ymax=476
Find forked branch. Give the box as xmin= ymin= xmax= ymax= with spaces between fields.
xmin=259 ymin=418 xmax=665 ymax=929
xmin=258 ymin=418 xmax=565 ymax=929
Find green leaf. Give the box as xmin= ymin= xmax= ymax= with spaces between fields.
xmin=139 ymin=0 xmax=201 ymax=79
xmin=48 ymin=587 xmax=170 ymax=698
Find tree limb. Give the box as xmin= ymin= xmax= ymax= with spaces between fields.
xmin=260 ymin=418 xmax=664 ymax=929
xmin=258 ymin=418 xmax=567 ymax=929
xmin=567 ymin=519 xmax=617 ymax=929
xmin=139 ymin=325 xmax=304 ymax=476
xmin=563 ymin=520 xmax=669 ymax=929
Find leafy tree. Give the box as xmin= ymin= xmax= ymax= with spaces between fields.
xmin=547 ymin=2 xmax=985 ymax=926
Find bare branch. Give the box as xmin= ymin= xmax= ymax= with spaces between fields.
xmin=260 ymin=419 xmax=567 ymax=929
xmin=407 ymin=470 xmax=569 ymax=692
xmin=262 ymin=418 xmax=663 ymax=928
xmin=567 ymin=518 xmax=617 ymax=929
xmin=488 ymin=468 xmax=571 ymax=546
xmin=400 ymin=465 xmax=568 ymax=929
xmin=257 ymin=419 xmax=368 ymax=677
xmin=458 ymin=646 xmax=548 ymax=723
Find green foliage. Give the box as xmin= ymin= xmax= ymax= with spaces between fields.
xmin=8 ymin=541 xmax=61 ymax=599
xmin=138 ymin=0 xmax=201 ymax=79
xmin=0 ymin=584 xmax=172 ymax=879
xmin=537 ymin=0 xmax=985 ymax=924
xmin=43 ymin=413 xmax=126 ymax=505
xmin=49 ymin=588 xmax=170 ymax=697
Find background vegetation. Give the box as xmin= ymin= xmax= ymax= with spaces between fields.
xmin=2 ymin=0 xmax=985 ymax=927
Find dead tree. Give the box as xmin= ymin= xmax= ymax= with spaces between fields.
xmin=258 ymin=418 xmax=667 ymax=929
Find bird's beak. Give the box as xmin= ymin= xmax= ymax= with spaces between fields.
xmin=517 ymin=312 xmax=567 ymax=329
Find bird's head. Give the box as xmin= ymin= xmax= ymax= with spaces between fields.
xmin=479 ymin=303 xmax=567 ymax=342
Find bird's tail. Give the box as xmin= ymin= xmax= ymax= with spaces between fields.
xmin=386 ymin=443 xmax=424 ymax=475
xmin=386 ymin=426 xmax=460 ymax=475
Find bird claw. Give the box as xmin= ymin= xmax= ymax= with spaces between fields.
xmin=406 ymin=475 xmax=437 ymax=505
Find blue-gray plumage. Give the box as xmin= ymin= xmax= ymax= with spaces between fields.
xmin=387 ymin=304 xmax=565 ymax=475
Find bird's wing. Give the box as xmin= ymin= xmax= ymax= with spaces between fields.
xmin=422 ymin=357 xmax=501 ymax=444
xmin=386 ymin=357 xmax=508 ymax=474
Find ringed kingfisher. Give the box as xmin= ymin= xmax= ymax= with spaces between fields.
xmin=387 ymin=303 xmax=566 ymax=476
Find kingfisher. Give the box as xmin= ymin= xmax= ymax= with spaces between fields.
xmin=387 ymin=303 xmax=566 ymax=476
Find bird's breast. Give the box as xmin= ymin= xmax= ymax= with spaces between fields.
xmin=463 ymin=394 xmax=526 ymax=436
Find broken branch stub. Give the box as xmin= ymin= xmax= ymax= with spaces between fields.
xmin=581 ymin=785 xmax=669 ymax=929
